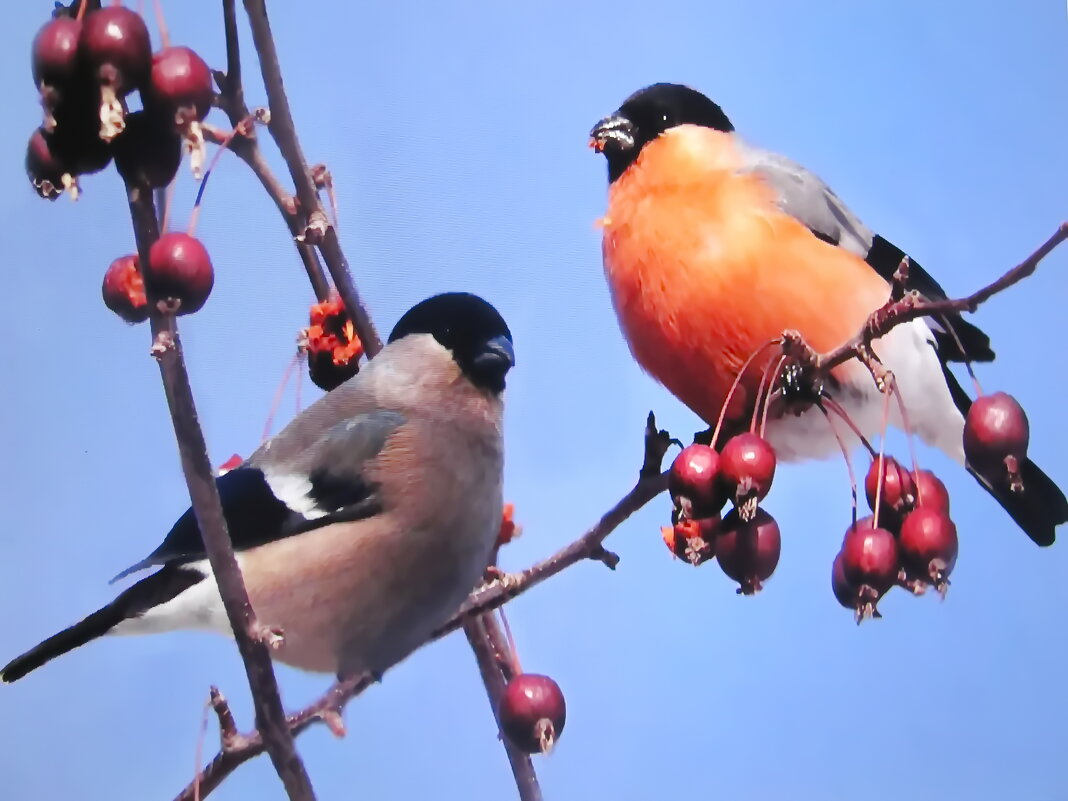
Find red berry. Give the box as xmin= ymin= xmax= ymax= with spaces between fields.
xmin=899 ymin=508 xmax=958 ymax=597
xmin=864 ymin=456 xmax=916 ymax=522
xmin=831 ymin=551 xmax=857 ymax=610
xmin=841 ymin=518 xmax=899 ymax=621
xmin=963 ymin=392 xmax=1029 ymax=489
xmin=26 ymin=128 xmax=74 ymax=200
xmin=669 ymin=444 xmax=726 ymax=518
xmin=102 ymin=254 xmax=148 ymax=323
xmin=32 ymin=16 xmax=81 ymax=91
xmin=718 ymin=432 xmax=776 ymax=521
xmin=80 ymin=7 xmax=151 ymax=92
xmin=113 ymin=110 xmax=182 ymax=188
xmin=662 ymin=516 xmax=719 ymax=565
xmin=716 ymin=507 xmax=781 ymax=595
xmin=913 ymin=469 xmax=950 ymax=516
xmin=79 ymin=7 xmax=152 ymax=140
xmin=498 ymin=674 xmax=566 ymax=754
xmin=308 ymin=349 xmax=361 ymax=392
xmin=147 ymin=46 xmax=214 ymax=122
xmin=145 ymin=233 xmax=214 ymax=315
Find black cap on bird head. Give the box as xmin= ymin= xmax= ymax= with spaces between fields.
xmin=389 ymin=292 xmax=515 ymax=394
xmin=589 ymin=83 xmax=734 ymax=183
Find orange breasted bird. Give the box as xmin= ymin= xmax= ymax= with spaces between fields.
xmin=589 ymin=82 xmax=1066 ymax=546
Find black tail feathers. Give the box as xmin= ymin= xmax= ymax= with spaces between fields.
xmin=1 ymin=565 xmax=204 ymax=683
xmin=968 ymin=460 xmax=1068 ymax=548
xmin=1 ymin=605 xmax=126 ymax=682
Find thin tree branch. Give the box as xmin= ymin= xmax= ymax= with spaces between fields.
xmin=175 ymin=674 xmax=375 ymax=801
xmin=785 ymin=223 xmax=1068 ymax=377
xmin=214 ymin=0 xmax=332 ymax=302
xmin=464 ymin=615 xmax=544 ymax=801
xmin=125 ymin=184 xmax=317 ymax=801
xmin=435 ymin=471 xmax=669 ymax=641
xmin=240 ymin=0 xmax=383 ymax=356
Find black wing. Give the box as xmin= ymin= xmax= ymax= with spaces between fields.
xmin=111 ymin=410 xmax=405 ymax=581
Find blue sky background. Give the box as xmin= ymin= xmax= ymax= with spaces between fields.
xmin=2 ymin=1 xmax=1067 ymax=799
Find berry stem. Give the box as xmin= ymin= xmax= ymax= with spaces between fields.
xmin=261 ymin=353 xmax=302 ymax=443
xmin=749 ymin=351 xmax=781 ymax=433
xmin=188 ymin=116 xmax=258 ymax=236
xmin=153 ymin=0 xmax=171 ymax=49
xmin=821 ymin=397 xmax=878 ymax=457
xmin=160 ymin=177 xmax=177 ymax=235
xmin=938 ymin=314 xmax=984 ymax=397
xmin=294 ymin=353 xmax=305 ymax=416
xmin=710 ymin=339 xmax=780 ymax=449
xmin=76 ymin=0 xmax=89 ymax=21
xmin=871 ymin=385 xmax=893 ymax=530
xmin=759 ymin=355 xmax=789 ymax=439
xmin=497 ymin=607 xmax=522 ymax=678
xmin=192 ymin=694 xmax=212 ymax=801
xmin=888 ymin=376 xmax=923 ymax=504
xmin=820 ymin=405 xmax=859 ymax=527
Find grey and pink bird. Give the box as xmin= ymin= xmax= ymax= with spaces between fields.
xmin=2 ymin=291 xmax=515 ymax=682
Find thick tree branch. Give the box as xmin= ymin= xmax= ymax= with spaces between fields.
xmin=126 ymin=184 xmax=317 ymax=801
xmin=241 ymin=0 xmax=383 ymax=356
xmin=464 ymin=615 xmax=544 ymax=801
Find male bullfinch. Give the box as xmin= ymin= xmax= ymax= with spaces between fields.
xmin=2 ymin=292 xmax=515 ymax=682
xmin=589 ymin=82 xmax=1066 ymax=546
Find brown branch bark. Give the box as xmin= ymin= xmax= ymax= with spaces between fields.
xmin=464 ymin=615 xmax=544 ymax=801
xmin=125 ymin=184 xmax=317 ymax=801
xmin=214 ymin=0 xmax=332 ymax=302
xmin=241 ymin=0 xmax=384 ymax=356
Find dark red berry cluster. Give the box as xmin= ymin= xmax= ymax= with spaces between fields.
xmin=833 ymin=458 xmax=957 ymax=622
xmin=29 ymin=3 xmax=218 ymax=321
xmin=661 ymin=388 xmax=1032 ymax=621
xmin=662 ymin=433 xmax=781 ymax=595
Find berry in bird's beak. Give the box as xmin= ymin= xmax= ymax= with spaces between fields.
xmin=588 ymin=114 xmax=635 ymax=154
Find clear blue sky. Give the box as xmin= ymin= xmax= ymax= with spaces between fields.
xmin=2 ymin=2 xmax=1067 ymax=799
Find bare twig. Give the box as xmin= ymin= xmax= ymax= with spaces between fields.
xmin=126 ymin=184 xmax=317 ymax=801
xmin=214 ymin=0 xmax=332 ymax=302
xmin=241 ymin=0 xmax=383 ymax=356
xmin=464 ymin=616 xmax=544 ymax=801
xmin=175 ymin=674 xmax=375 ymax=801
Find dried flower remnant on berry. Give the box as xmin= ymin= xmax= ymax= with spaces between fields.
xmin=304 ymin=294 xmax=364 ymax=391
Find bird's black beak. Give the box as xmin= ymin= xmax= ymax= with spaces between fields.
xmin=469 ymin=334 xmax=515 ymax=393
xmin=588 ymin=113 xmax=636 ymax=154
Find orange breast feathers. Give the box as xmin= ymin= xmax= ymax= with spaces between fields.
xmin=599 ymin=125 xmax=893 ymax=427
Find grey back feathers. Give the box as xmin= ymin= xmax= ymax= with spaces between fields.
xmin=734 ymin=141 xmax=875 ymax=257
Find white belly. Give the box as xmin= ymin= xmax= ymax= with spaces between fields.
xmin=764 ymin=319 xmax=966 ymax=464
